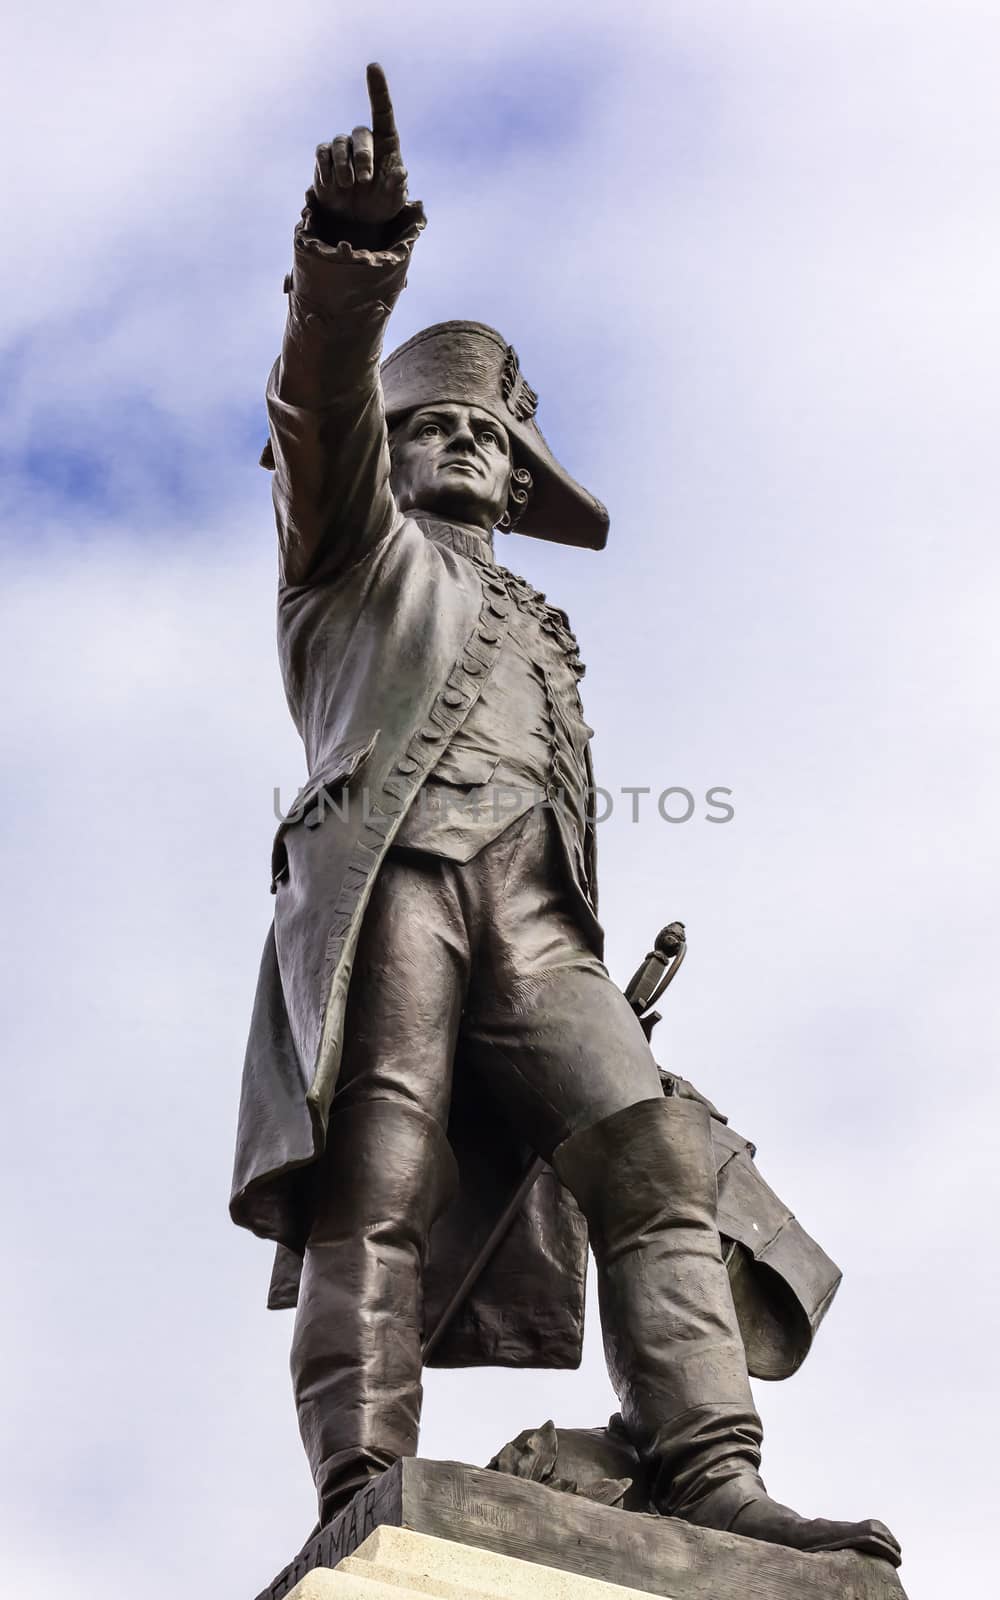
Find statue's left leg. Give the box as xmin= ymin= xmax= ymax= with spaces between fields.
xmin=551 ymin=1094 xmax=901 ymax=1565
xmin=466 ymin=809 xmax=900 ymax=1564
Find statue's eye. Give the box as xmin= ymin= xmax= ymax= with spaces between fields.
xmin=479 ymin=429 xmax=497 ymax=447
xmin=418 ymin=423 xmax=440 ymax=439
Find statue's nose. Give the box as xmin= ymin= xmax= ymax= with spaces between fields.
xmin=446 ymin=424 xmax=477 ymax=454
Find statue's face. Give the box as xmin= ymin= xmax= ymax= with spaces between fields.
xmin=390 ymin=404 xmax=513 ymax=531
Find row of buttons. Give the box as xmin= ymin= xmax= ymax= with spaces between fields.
xmin=471 ymin=550 xmax=586 ymax=679
xmin=481 ymin=562 xmax=594 ymax=856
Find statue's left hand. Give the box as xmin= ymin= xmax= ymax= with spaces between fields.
xmin=310 ymin=63 xmax=410 ymax=231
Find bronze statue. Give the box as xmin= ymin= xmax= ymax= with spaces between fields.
xmin=231 ymin=64 xmax=900 ymax=1568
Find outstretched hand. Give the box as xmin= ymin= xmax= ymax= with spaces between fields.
xmin=311 ymin=64 xmax=409 ymax=228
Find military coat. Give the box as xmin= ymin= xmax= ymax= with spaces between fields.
xmin=231 ymin=204 xmax=840 ymax=1382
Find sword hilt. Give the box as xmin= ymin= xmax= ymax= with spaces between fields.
xmin=624 ymin=921 xmax=687 ymax=1027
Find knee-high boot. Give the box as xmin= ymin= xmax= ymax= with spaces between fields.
xmin=290 ymin=1098 xmax=458 ymax=1526
xmin=553 ymin=1097 xmax=900 ymax=1566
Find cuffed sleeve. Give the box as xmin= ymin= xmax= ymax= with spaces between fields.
xmin=264 ymin=199 xmax=427 ymax=588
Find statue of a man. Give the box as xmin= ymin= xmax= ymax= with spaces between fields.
xmin=231 ymin=65 xmax=899 ymax=1567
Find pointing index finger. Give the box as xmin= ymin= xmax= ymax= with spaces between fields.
xmin=366 ymin=62 xmax=399 ymax=151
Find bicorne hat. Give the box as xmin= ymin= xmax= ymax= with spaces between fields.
xmin=381 ymin=321 xmax=608 ymax=550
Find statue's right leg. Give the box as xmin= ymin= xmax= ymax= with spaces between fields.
xmin=290 ymin=1098 xmax=457 ymax=1525
xmin=290 ymin=851 xmax=466 ymax=1526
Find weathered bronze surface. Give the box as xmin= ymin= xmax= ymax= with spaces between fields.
xmin=231 ymin=63 xmax=901 ymax=1571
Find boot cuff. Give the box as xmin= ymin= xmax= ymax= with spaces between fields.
xmin=319 ymin=1098 xmax=459 ymax=1232
xmin=552 ymin=1096 xmax=717 ymax=1243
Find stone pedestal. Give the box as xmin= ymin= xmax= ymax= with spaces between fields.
xmin=284 ymin=1525 xmax=660 ymax=1597
xmin=256 ymin=1459 xmax=908 ymax=1600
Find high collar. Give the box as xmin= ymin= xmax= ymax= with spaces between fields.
xmin=414 ymin=514 xmax=496 ymax=566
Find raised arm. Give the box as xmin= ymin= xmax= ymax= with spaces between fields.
xmin=264 ymin=65 xmax=425 ymax=587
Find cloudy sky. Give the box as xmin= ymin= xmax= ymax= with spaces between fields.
xmin=2 ymin=4 xmax=997 ymax=1596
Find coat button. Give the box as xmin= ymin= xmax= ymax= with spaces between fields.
xmin=443 ymin=690 xmax=465 ymax=708
xmin=488 ymin=602 xmax=508 ymax=619
xmin=419 ymin=727 xmax=443 ymax=742
xmin=396 ymin=756 xmax=419 ymax=774
xmin=463 ymin=657 xmax=483 ymax=675
xmin=479 ymin=628 xmax=500 ymax=645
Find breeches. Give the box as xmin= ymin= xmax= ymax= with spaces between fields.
xmin=331 ymin=803 xmax=663 ymax=1158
